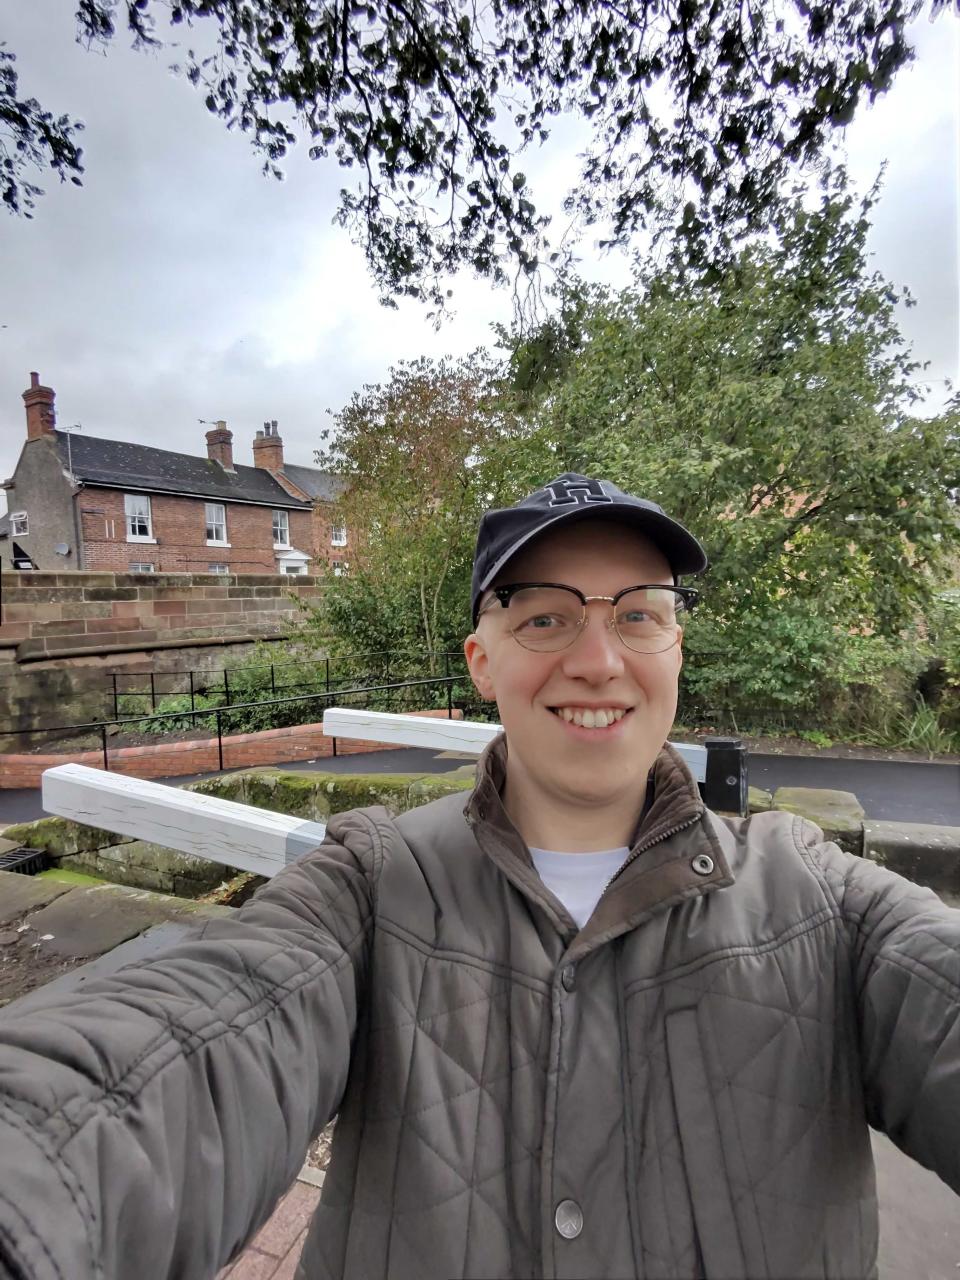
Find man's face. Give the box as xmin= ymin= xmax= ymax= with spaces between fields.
xmin=464 ymin=521 xmax=684 ymax=814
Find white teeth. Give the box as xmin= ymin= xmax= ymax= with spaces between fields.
xmin=554 ymin=707 xmax=627 ymax=729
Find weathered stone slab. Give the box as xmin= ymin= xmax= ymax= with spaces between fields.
xmin=0 ymin=872 xmax=73 ymax=926
xmin=863 ymin=820 xmax=960 ymax=894
xmin=10 ymin=920 xmax=206 ymax=1012
xmin=772 ymin=787 xmax=865 ymax=853
xmin=20 ymin=882 xmax=227 ymax=960
xmin=748 ymin=786 xmax=773 ymax=814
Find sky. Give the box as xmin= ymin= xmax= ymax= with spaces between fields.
xmin=1 ymin=3 xmax=958 ymax=516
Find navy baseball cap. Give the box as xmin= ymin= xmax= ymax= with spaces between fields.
xmin=471 ymin=473 xmax=708 ymax=624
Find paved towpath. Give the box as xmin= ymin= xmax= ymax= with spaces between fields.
xmin=3 ymin=745 xmax=957 ymax=826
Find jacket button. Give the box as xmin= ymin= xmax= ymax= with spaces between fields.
xmin=561 ymin=965 xmax=576 ymax=992
xmin=555 ymin=1199 xmax=583 ymax=1239
xmin=691 ymin=853 xmax=714 ymax=876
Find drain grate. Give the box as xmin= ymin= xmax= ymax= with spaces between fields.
xmin=0 ymin=848 xmax=49 ymax=876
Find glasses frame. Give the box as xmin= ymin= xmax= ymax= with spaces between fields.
xmin=477 ymin=581 xmax=699 ymax=654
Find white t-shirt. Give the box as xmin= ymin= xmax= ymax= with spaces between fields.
xmin=529 ymin=846 xmax=630 ymax=929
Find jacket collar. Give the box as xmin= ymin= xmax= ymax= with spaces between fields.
xmin=464 ymin=733 xmax=733 ymax=954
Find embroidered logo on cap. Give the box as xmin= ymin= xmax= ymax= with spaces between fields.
xmin=543 ymin=478 xmax=614 ymax=507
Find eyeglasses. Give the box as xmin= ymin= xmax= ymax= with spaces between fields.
xmin=477 ymin=582 xmax=698 ymax=654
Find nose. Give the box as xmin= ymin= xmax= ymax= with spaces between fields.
xmin=559 ymin=604 xmax=625 ymax=682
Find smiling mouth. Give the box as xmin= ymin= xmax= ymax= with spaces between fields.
xmin=549 ymin=706 xmax=633 ymax=729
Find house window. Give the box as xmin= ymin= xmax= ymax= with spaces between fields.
xmin=281 ymin=563 xmax=305 ymax=575
xmin=11 ymin=512 xmax=28 ymax=536
xmin=205 ymin=502 xmax=228 ymax=544
xmin=124 ymin=493 xmax=154 ymax=541
xmin=331 ymin=523 xmax=347 ymax=547
xmin=272 ymin=509 xmax=289 ymax=547
xmin=207 ymin=563 xmax=229 ymax=574
xmin=129 ymin=561 xmax=155 ymax=573
xmin=332 ymin=559 xmax=344 ymax=577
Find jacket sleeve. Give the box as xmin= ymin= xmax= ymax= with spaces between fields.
xmin=801 ymin=820 xmax=960 ymax=1193
xmin=0 ymin=807 xmax=383 ymax=1280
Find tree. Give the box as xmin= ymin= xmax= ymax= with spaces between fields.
xmin=307 ymin=353 xmax=524 ymax=665
xmin=4 ymin=0 xmax=955 ymax=303
xmin=0 ymin=47 xmax=83 ymax=215
xmin=505 ymin=172 xmax=960 ymax=726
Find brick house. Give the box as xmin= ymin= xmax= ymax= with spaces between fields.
xmin=0 ymin=373 xmax=349 ymax=575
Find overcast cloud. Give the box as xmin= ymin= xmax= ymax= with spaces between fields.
xmin=1 ymin=2 xmax=957 ymax=513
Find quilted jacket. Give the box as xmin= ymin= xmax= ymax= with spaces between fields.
xmin=0 ymin=736 xmax=958 ymax=1280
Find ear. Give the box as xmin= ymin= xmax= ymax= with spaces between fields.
xmin=464 ymin=630 xmax=496 ymax=701
xmin=676 ymin=627 xmax=684 ymax=674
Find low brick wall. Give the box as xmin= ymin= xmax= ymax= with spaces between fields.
xmin=0 ymin=708 xmax=463 ymax=788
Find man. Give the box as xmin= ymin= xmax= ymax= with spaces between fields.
xmin=0 ymin=473 xmax=957 ymax=1280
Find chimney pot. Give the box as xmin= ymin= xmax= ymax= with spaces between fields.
xmin=30 ymin=371 xmax=40 ymax=389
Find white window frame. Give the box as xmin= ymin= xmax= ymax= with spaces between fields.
xmin=331 ymin=523 xmax=347 ymax=547
xmin=129 ymin=561 xmax=155 ymax=573
xmin=272 ymin=509 xmax=290 ymax=548
xmin=124 ymin=493 xmax=155 ymax=542
xmin=205 ymin=502 xmax=229 ymax=546
xmin=11 ymin=511 xmax=28 ymax=536
xmin=281 ymin=563 xmax=305 ymax=575
xmin=207 ymin=563 xmax=229 ymax=575
xmin=332 ymin=559 xmax=344 ymax=577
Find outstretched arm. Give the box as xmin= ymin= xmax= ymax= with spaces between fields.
xmin=807 ymin=824 xmax=960 ymax=1193
xmin=0 ymin=808 xmax=381 ymax=1280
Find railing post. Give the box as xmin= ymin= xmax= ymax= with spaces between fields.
xmin=149 ymin=672 xmax=156 ymax=713
xmin=703 ymin=737 xmax=748 ymax=816
xmin=446 ymin=676 xmax=453 ymax=719
xmin=111 ymin=673 xmax=119 ymax=720
xmin=325 ymin=657 xmax=330 ymax=694
xmin=101 ymin=723 xmax=109 ymax=773
xmin=189 ymin=670 xmax=195 ymax=714
xmin=216 ymin=710 xmax=224 ymax=771
xmin=224 ymin=668 xmax=231 ymax=706
xmin=270 ymin=664 xmax=276 ymax=696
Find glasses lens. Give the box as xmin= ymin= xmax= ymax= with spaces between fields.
xmin=507 ymin=586 xmax=584 ymax=651
xmin=615 ymin=588 xmax=684 ymax=653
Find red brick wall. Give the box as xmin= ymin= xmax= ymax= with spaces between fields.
xmin=0 ymin=708 xmax=464 ymax=788
xmin=310 ymin=506 xmax=350 ymax=572
xmin=77 ymin=488 xmax=314 ymax=574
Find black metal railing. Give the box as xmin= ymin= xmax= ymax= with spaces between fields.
xmin=100 ymin=649 xmax=468 ymax=719
xmin=2 ymin=674 xmax=489 ymax=772
xmin=2 ymin=677 xmax=749 ymax=813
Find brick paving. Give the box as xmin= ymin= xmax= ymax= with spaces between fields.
xmin=218 ymin=1179 xmax=321 ymax=1280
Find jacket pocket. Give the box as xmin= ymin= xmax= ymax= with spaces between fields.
xmin=665 ymin=1008 xmax=749 ymax=1280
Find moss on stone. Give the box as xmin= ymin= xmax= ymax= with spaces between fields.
xmin=772 ymin=786 xmax=865 ymax=854
xmin=37 ymin=868 xmax=110 ymax=888
xmin=407 ymin=775 xmax=473 ymax=805
xmin=3 ymin=816 xmax=132 ymax=856
xmin=748 ymin=786 xmax=774 ymax=814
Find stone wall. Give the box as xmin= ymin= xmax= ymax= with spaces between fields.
xmin=0 ymin=570 xmax=322 ymax=663
xmin=0 ymin=638 xmax=285 ymax=740
xmin=0 ymin=569 xmax=324 ymax=740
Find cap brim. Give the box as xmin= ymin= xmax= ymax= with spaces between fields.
xmin=478 ymin=502 xmax=708 ymax=601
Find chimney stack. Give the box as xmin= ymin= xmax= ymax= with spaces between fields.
xmin=252 ymin=419 xmax=284 ymax=472
xmin=205 ymin=419 xmax=235 ymax=470
xmin=23 ymin=371 xmax=56 ymax=440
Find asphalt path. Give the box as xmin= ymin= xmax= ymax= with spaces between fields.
xmin=2 ymin=746 xmax=957 ymax=825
